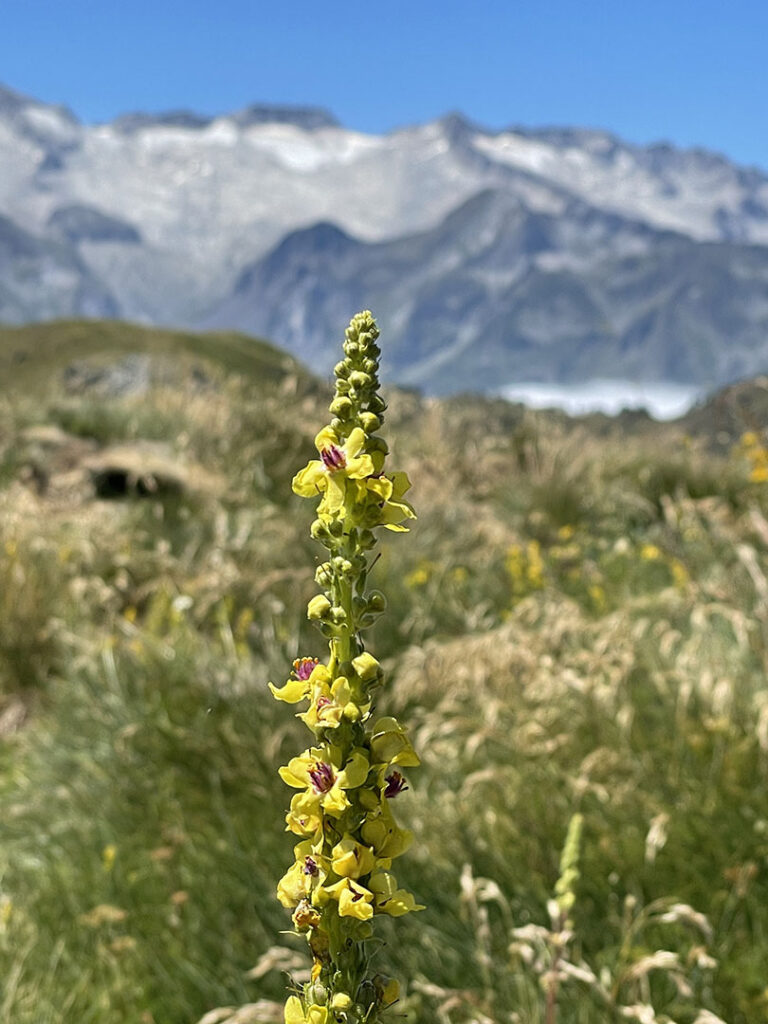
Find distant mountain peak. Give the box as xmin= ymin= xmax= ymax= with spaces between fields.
xmin=229 ymin=103 xmax=339 ymax=131
xmin=110 ymin=102 xmax=339 ymax=134
xmin=0 ymin=81 xmax=79 ymax=127
xmin=111 ymin=110 xmax=213 ymax=133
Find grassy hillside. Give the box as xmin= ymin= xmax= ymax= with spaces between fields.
xmin=0 ymin=321 xmax=766 ymax=1023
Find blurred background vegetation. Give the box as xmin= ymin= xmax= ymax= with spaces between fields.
xmin=0 ymin=321 xmax=767 ymax=1023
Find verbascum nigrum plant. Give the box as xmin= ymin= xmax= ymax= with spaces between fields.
xmin=270 ymin=311 xmax=421 ymax=1024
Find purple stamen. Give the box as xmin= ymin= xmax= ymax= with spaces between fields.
xmin=321 ymin=445 xmax=346 ymax=472
xmin=303 ymin=856 xmax=319 ymax=876
xmin=384 ymin=771 xmax=408 ymax=799
xmin=308 ymin=761 xmax=336 ymax=794
xmin=293 ymin=657 xmax=319 ymax=681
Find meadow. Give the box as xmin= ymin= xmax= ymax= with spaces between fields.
xmin=0 ymin=321 xmax=766 ymax=1023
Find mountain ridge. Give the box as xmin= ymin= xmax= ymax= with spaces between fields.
xmin=1 ymin=82 xmax=768 ymax=394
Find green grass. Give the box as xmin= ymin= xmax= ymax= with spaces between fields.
xmin=0 ymin=321 xmax=766 ymax=1022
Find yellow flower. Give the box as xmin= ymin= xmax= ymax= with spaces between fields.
xmin=269 ymin=659 xmax=328 ymax=704
xmin=321 ymin=878 xmax=375 ymax=920
xmin=276 ymin=841 xmax=329 ymax=908
xmin=369 ymin=871 xmax=424 ymax=916
xmin=284 ymin=996 xmax=329 ymax=1024
xmin=102 ymin=843 xmax=117 ymax=872
xmin=285 ymin=790 xmax=324 ymax=837
xmin=292 ymin=427 xmax=375 ymax=515
xmin=640 ymin=543 xmax=661 ymax=561
xmin=279 ymin=745 xmax=369 ymax=818
xmin=361 ymin=799 xmax=413 ymax=864
xmin=361 ymin=470 xmax=417 ymax=532
xmin=331 ymin=834 xmax=376 ymax=879
xmin=369 ymin=718 xmax=420 ymax=768
xmin=299 ymin=675 xmax=364 ymax=731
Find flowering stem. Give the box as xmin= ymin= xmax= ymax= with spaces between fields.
xmin=271 ymin=311 xmax=421 ymax=1024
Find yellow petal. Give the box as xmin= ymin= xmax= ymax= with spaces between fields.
xmin=285 ymin=791 xmax=322 ymax=836
xmin=369 ymin=718 xmax=420 ymax=767
xmin=276 ymin=862 xmax=306 ymax=908
xmin=338 ymin=750 xmax=370 ymax=789
xmin=269 ymin=678 xmax=310 ymax=703
xmin=307 ymin=1008 xmax=329 ymax=1024
xmin=278 ymin=753 xmax=314 ymax=788
xmin=331 ymin=835 xmax=376 ymax=879
xmin=321 ymin=785 xmax=350 ymax=816
xmin=320 ymin=475 xmax=346 ymax=513
xmin=369 ymin=871 xmax=424 ymax=916
xmin=343 ymin=427 xmax=366 ymax=459
xmin=366 ymin=476 xmax=394 ymax=501
xmin=314 ymin=426 xmax=339 ymax=452
xmin=292 ymin=462 xmax=328 ymax=497
xmin=345 ymin=454 xmax=375 ymax=480
xmin=285 ymin=996 xmax=306 ymax=1024
xmin=324 ymin=878 xmax=374 ymax=920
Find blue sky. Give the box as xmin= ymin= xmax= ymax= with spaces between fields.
xmin=3 ymin=0 xmax=768 ymax=169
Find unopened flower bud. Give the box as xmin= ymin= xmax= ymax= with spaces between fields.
xmin=330 ymin=993 xmax=352 ymax=1010
xmin=309 ymin=981 xmax=328 ymax=1004
xmin=330 ymin=605 xmax=347 ymax=624
xmin=349 ymin=371 xmax=371 ymax=389
xmin=352 ymin=653 xmax=382 ymax=681
xmin=330 ymin=396 xmax=353 ymax=417
xmin=315 ymin=563 xmax=333 ymax=587
xmin=334 ymin=361 xmax=350 ymax=379
xmin=359 ymin=412 xmax=380 ymax=433
xmin=307 ymin=595 xmax=332 ymax=620
xmin=367 ymin=591 xmax=386 ymax=613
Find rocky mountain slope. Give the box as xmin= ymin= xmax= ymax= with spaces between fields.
xmin=1 ymin=82 xmax=768 ymax=392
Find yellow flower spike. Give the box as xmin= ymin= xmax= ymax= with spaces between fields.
xmin=331 ymin=834 xmax=376 ymax=879
xmin=369 ymin=717 xmax=420 ymax=767
xmin=275 ymin=313 xmax=419 ymax=1017
xmin=369 ymin=871 xmax=425 ymax=916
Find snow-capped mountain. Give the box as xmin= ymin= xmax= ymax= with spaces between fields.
xmin=1 ymin=81 xmax=768 ymax=393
